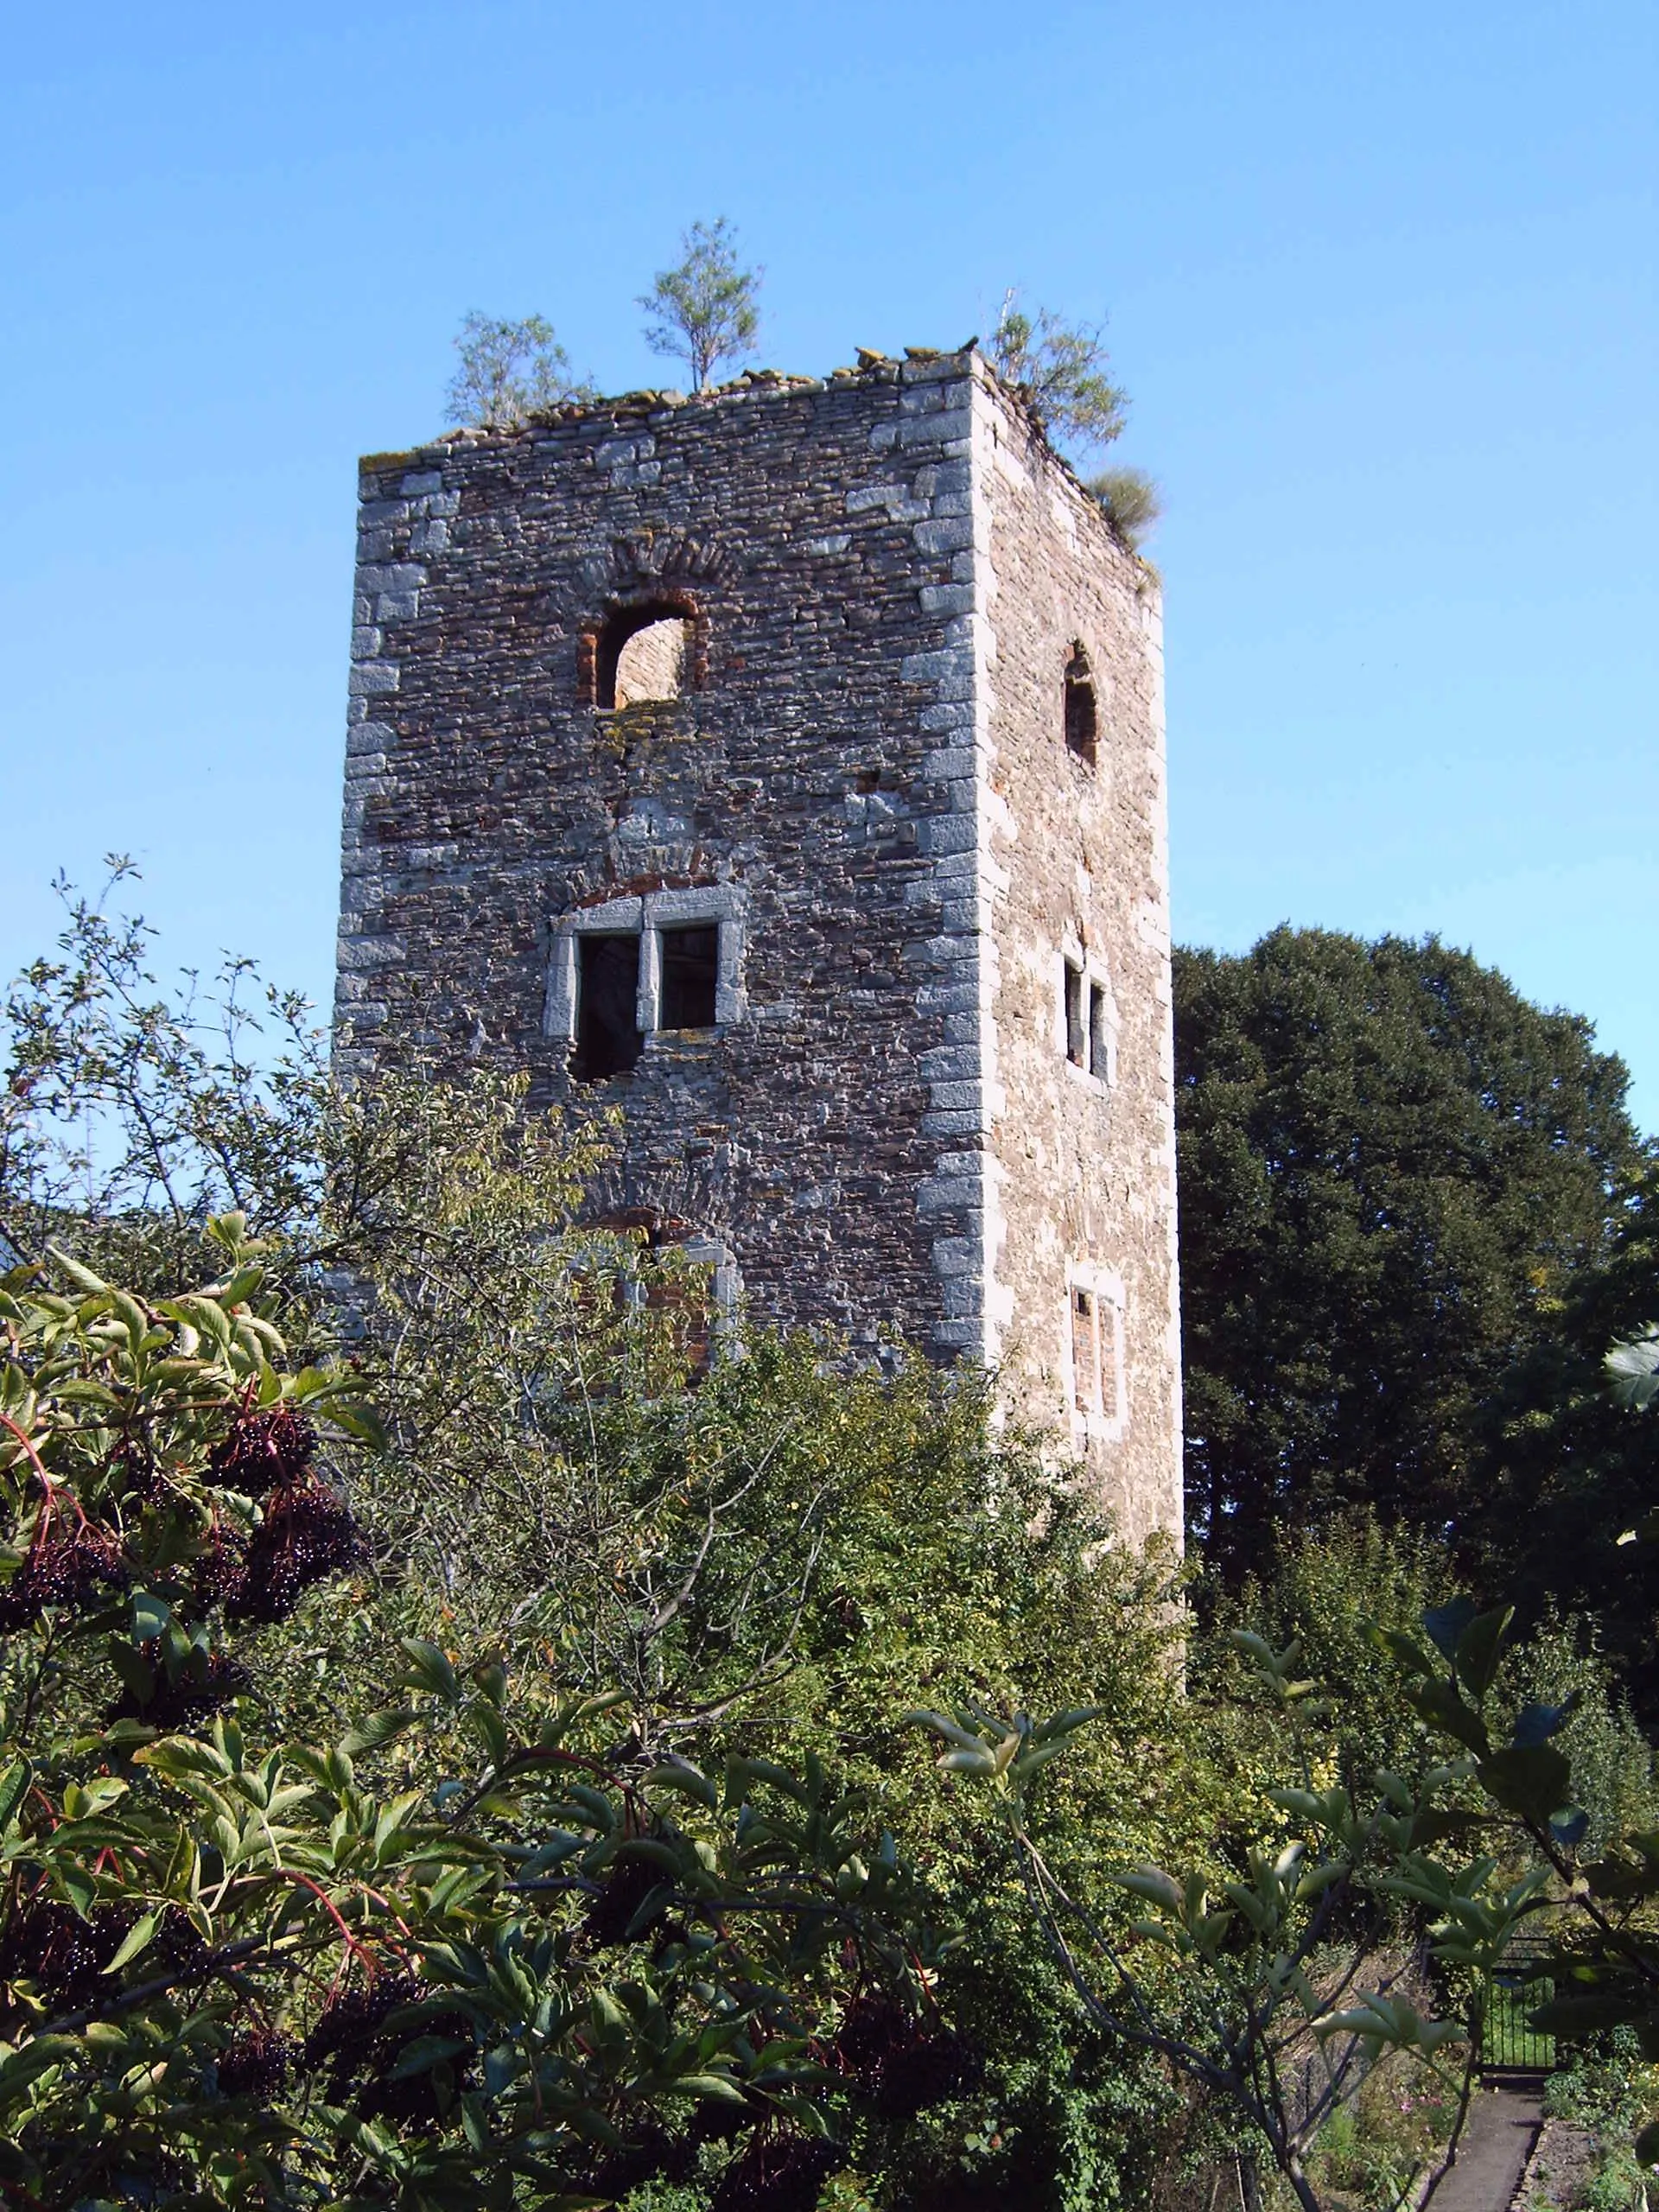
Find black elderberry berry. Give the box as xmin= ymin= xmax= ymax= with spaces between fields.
xmin=192 ymin=1523 xmax=251 ymax=1611
xmin=0 ymin=1898 xmax=137 ymax=2008
xmin=835 ymin=1998 xmax=980 ymax=2120
xmin=217 ymin=2024 xmax=298 ymax=2101
xmin=112 ymin=1439 xmax=165 ymax=1503
xmin=304 ymin=1974 xmax=473 ymax=2128
xmin=211 ymin=1403 xmax=317 ymax=1491
xmin=0 ymin=1522 xmax=129 ymax=1636
xmin=834 ymin=1994 xmax=906 ymax=2079
xmin=227 ymin=1474 xmax=366 ymax=1624
xmin=868 ymin=2030 xmax=981 ymax=2121
xmin=0 ymin=1574 xmax=42 ymax=1632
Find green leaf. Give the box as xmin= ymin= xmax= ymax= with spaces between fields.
xmin=1116 ymin=1865 xmax=1183 ymax=1912
xmin=645 ymin=1759 xmax=717 ymax=1811
xmin=1407 ymin=1677 xmax=1491 ymax=1757
xmin=102 ymin=1909 xmax=160 ymax=1975
xmin=130 ymin=1590 xmax=171 ymax=1641
xmin=400 ymin=1639 xmax=460 ymax=1702
xmin=1452 ymin=1606 xmax=1513 ymax=1699
xmin=1477 ymin=1744 xmax=1573 ymax=1823
xmin=671 ymin=2072 xmax=750 ymax=2102
xmin=0 ymin=1758 xmax=30 ymax=1832
xmin=1423 ymin=1599 xmax=1478 ymax=1664
xmin=387 ymin=2033 xmax=469 ymax=2080
xmin=1513 ymin=1697 xmax=1580 ymax=1748
xmin=341 ymin=1708 xmax=418 ymax=1758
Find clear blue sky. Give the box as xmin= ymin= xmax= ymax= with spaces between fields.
xmin=3 ymin=2 xmax=1655 ymax=1125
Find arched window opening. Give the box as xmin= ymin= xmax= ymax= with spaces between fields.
xmin=597 ymin=604 xmax=692 ymax=709
xmin=1064 ymin=645 xmax=1098 ymax=767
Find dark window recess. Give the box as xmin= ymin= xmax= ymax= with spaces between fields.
xmin=1064 ymin=647 xmax=1098 ymax=766
xmin=1065 ymin=961 xmax=1087 ymax=1066
xmin=575 ymin=936 xmax=643 ymax=1079
xmin=660 ymin=926 xmax=719 ymax=1029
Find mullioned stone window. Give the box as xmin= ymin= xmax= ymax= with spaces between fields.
xmin=544 ymin=886 xmax=746 ymax=1079
xmin=1057 ymin=939 xmax=1119 ymax=1089
xmin=1066 ymin=1262 xmax=1127 ymax=1444
xmin=582 ymin=1207 xmax=741 ymax=1377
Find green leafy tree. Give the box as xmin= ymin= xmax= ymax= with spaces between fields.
xmin=444 ymin=310 xmax=592 ymax=428
xmin=989 ymin=290 xmax=1128 ymax=459
xmin=1173 ymin=927 xmax=1649 ymax=1590
xmin=639 ymin=218 xmax=761 ymax=391
xmin=915 ymin=1644 xmax=1496 ymax=2212
xmin=3 ymin=879 xmax=1216 ymax=2209
xmin=931 ymin=1351 xmax=1659 ymax=2211
xmin=0 ymin=1229 xmax=957 ymax=2206
xmin=1471 ymin=1160 xmax=1659 ymax=1713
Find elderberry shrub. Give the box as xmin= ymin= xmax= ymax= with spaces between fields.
xmin=0 ymin=1522 xmax=128 ymax=1633
xmin=303 ymin=1974 xmax=474 ymax=2128
xmin=210 ymin=1403 xmax=316 ymax=1490
xmin=217 ymin=2025 xmax=299 ymax=2102
xmin=227 ymin=1474 xmax=367 ymax=1625
xmin=709 ymin=2132 xmax=846 ymax=2212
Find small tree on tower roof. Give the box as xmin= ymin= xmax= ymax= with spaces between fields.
xmin=639 ymin=217 xmax=762 ymax=391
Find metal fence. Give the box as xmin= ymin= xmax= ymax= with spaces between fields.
xmin=1482 ymin=1940 xmax=1556 ymax=2073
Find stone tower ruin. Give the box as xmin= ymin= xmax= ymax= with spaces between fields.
xmin=335 ymin=346 xmax=1181 ymax=1547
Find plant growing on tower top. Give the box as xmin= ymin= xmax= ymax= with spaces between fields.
xmin=639 ymin=216 xmax=763 ymax=391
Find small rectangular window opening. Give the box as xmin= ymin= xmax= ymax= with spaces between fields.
xmin=660 ymin=926 xmax=719 ymax=1031
xmin=1065 ymin=960 xmax=1087 ymax=1068
xmin=1071 ymin=1286 xmax=1101 ymax=1415
xmin=575 ymin=935 xmax=643 ymax=1080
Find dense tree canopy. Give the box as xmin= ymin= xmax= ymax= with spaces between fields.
xmin=8 ymin=880 xmax=1658 ymax=2209
xmin=1174 ymin=927 xmax=1650 ymax=1590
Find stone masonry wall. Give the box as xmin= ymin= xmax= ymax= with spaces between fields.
xmin=338 ymin=355 xmax=996 ymax=1357
xmin=969 ymin=372 xmax=1182 ymax=1547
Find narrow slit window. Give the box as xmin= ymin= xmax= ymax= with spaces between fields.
xmin=659 ymin=925 xmax=719 ymax=1030
xmin=1064 ymin=645 xmax=1097 ymax=766
xmin=1065 ymin=959 xmax=1087 ymax=1068
xmin=575 ymin=935 xmax=643 ymax=1079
